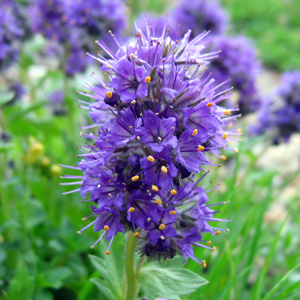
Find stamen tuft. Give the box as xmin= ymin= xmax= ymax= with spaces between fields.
xmin=170 ymin=189 xmax=177 ymax=195
xmin=131 ymin=175 xmax=140 ymax=182
xmin=128 ymin=207 xmax=135 ymax=213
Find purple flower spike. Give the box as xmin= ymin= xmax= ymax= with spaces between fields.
xmin=170 ymin=0 xmax=228 ymax=39
xmin=209 ymin=36 xmax=261 ymax=114
xmin=252 ymin=71 xmax=300 ymax=143
xmin=0 ymin=0 xmax=24 ymax=70
xmin=62 ymin=20 xmax=239 ymax=264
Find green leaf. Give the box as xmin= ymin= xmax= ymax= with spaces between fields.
xmin=39 ymin=267 xmax=72 ymax=289
xmin=89 ymin=254 xmax=123 ymax=300
xmin=89 ymin=278 xmax=117 ymax=300
xmin=139 ymin=263 xmax=208 ymax=300
xmin=0 ymin=92 xmax=15 ymax=106
xmin=261 ymin=263 xmax=300 ymax=300
xmin=7 ymin=260 xmax=35 ymax=300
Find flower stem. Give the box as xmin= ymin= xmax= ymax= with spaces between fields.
xmin=124 ymin=231 xmax=139 ymax=300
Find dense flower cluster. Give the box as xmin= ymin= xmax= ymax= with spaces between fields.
xmin=28 ymin=0 xmax=127 ymax=75
xmin=252 ymin=71 xmax=300 ymax=143
xmin=64 ymin=0 xmax=127 ymax=40
xmin=170 ymin=0 xmax=228 ymax=39
xmin=209 ymin=36 xmax=261 ymax=115
xmin=29 ymin=0 xmax=68 ymax=42
xmin=0 ymin=0 xmax=24 ymax=71
xmin=62 ymin=24 xmax=241 ymax=264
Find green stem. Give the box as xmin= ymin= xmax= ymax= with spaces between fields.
xmin=124 ymin=231 xmax=139 ymax=300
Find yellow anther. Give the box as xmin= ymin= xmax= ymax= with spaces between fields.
xmin=222 ymin=132 xmax=228 ymax=139
xmin=202 ymin=262 xmax=207 ymax=268
xmin=134 ymin=232 xmax=140 ymax=237
xmin=228 ymin=123 xmax=233 ymax=127
xmin=154 ymin=199 xmax=162 ymax=205
xmin=152 ymin=185 xmax=159 ymax=192
xmin=169 ymin=210 xmax=176 ymax=215
xmin=237 ymin=128 xmax=242 ymax=133
xmin=223 ymin=110 xmax=231 ymax=115
xmin=98 ymin=184 xmax=101 ymax=188
xmin=206 ymin=240 xmax=211 ymax=246
xmin=197 ymin=146 xmax=205 ymax=152
xmin=105 ymin=251 xmax=111 ymax=255
xmin=90 ymin=245 xmax=94 ymax=248
xmin=147 ymin=155 xmax=155 ymax=162
xmin=82 ymin=217 xmax=87 ymax=221
xmin=161 ymin=166 xmax=168 ymax=173
xmin=215 ymin=230 xmax=221 ymax=235
xmin=147 ymin=217 xmax=151 ymax=222
xmin=104 ymin=225 xmax=110 ymax=231
xmin=145 ymin=76 xmax=151 ymax=83
xmin=206 ymin=102 xmax=213 ymax=107
xmin=170 ymin=190 xmax=177 ymax=195
xmin=106 ymin=91 xmax=113 ymax=98
xmin=192 ymin=129 xmax=198 ymax=136
xmin=160 ymin=236 xmax=165 ymax=240
xmin=234 ymin=148 xmax=239 ymax=153
xmin=128 ymin=207 xmax=135 ymax=213
xmin=159 ymin=224 xmax=166 ymax=230
xmin=77 ymin=231 xmax=82 ymax=235
xmin=212 ymin=246 xmax=216 ymax=252
xmin=220 ymin=155 xmax=227 ymax=161
xmin=131 ymin=175 xmax=140 ymax=182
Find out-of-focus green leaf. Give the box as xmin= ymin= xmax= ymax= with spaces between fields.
xmin=139 ymin=263 xmax=208 ymax=300
xmin=0 ymin=92 xmax=15 ymax=106
xmin=38 ymin=267 xmax=72 ymax=289
xmin=7 ymin=260 xmax=35 ymax=300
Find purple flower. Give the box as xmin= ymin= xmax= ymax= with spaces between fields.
xmin=66 ymin=45 xmax=90 ymax=76
xmin=209 ymin=36 xmax=261 ymax=114
xmin=111 ymin=58 xmax=149 ymax=102
xmin=252 ymin=71 xmax=300 ymax=143
xmin=64 ymin=0 xmax=127 ymax=43
xmin=140 ymin=150 xmax=178 ymax=190
xmin=28 ymin=0 xmax=67 ymax=42
xmin=136 ymin=110 xmax=177 ymax=152
xmin=176 ymin=130 xmax=211 ymax=173
xmin=0 ymin=0 xmax=24 ymax=70
xmin=28 ymin=0 xmax=128 ymax=75
xmin=47 ymin=91 xmax=66 ymax=116
xmin=170 ymin=0 xmax=228 ymax=39
xmin=61 ymin=21 xmax=239 ymax=263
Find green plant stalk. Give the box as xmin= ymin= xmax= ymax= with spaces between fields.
xmin=124 ymin=231 xmax=139 ymax=300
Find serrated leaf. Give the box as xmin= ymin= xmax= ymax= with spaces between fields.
xmin=90 ymin=278 xmax=118 ymax=300
xmin=89 ymin=254 xmax=123 ymax=300
xmin=139 ymin=263 xmax=208 ymax=300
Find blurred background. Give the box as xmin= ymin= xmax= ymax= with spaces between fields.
xmin=0 ymin=0 xmax=300 ymax=299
